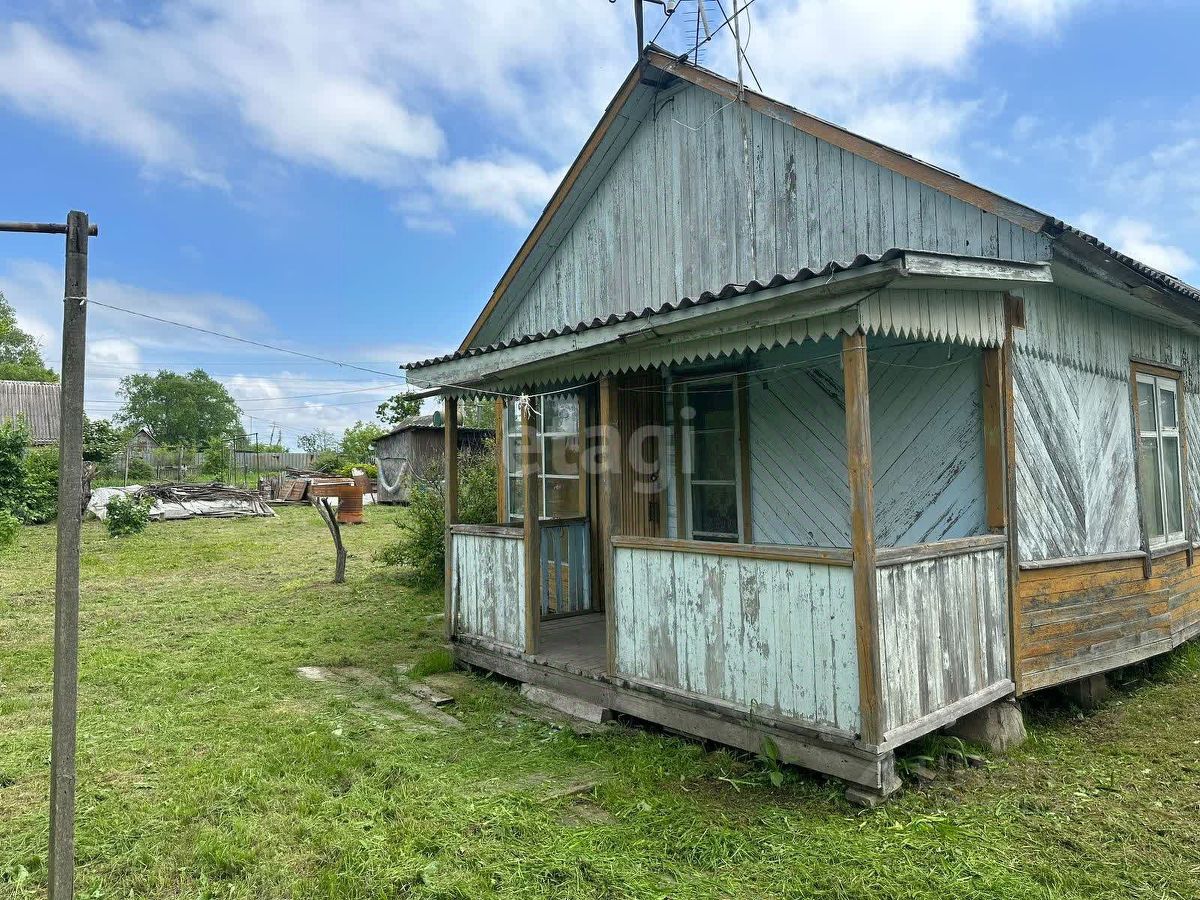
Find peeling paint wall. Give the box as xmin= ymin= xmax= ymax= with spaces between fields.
xmin=612 ymin=543 xmax=860 ymax=734
xmin=452 ymin=532 xmax=525 ymax=649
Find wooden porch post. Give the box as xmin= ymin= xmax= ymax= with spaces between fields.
xmin=843 ymin=330 xmax=884 ymax=747
xmin=521 ymin=400 xmax=542 ymax=653
xmin=444 ymin=396 xmax=459 ymax=641
xmin=598 ymin=376 xmax=620 ymax=674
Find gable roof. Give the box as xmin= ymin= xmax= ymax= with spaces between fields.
xmin=371 ymin=413 xmax=492 ymax=442
xmin=0 ymin=380 xmax=60 ymax=445
xmin=453 ymin=46 xmax=1197 ymax=355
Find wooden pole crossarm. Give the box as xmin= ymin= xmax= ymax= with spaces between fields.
xmin=0 ymin=221 xmax=99 ymax=236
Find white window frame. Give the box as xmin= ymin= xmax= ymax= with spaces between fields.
xmin=502 ymin=395 xmax=582 ymax=521
xmin=503 ymin=401 xmax=526 ymax=522
xmin=681 ymin=378 xmax=744 ymax=543
xmin=1135 ymin=370 xmax=1186 ymax=547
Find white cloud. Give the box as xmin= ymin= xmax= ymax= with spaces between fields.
xmin=428 ymin=155 xmax=565 ymax=226
xmin=0 ymin=0 xmax=1093 ymax=230
xmin=845 ymin=96 xmax=982 ymax=171
xmin=1076 ymin=213 xmax=1196 ymax=276
xmin=987 ymin=0 xmax=1086 ymax=35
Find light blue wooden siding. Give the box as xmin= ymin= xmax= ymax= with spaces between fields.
xmin=745 ymin=338 xmax=987 ymax=548
xmin=481 ymin=82 xmax=1051 ymax=347
xmin=1012 ymin=285 xmax=1200 ymax=561
xmin=452 ymin=531 xmax=525 ymax=649
xmin=612 ymin=544 xmax=859 ymax=733
xmin=877 ymin=547 xmax=1010 ymax=736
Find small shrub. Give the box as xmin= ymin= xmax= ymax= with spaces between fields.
xmin=201 ymin=450 xmax=229 ymax=480
xmin=378 ymin=439 xmax=497 ymax=586
xmin=0 ymin=419 xmax=27 ymax=515
xmin=125 ymin=458 xmax=154 ymax=482
xmin=336 ymin=462 xmax=378 ymax=479
xmin=18 ymin=447 xmax=58 ymax=524
xmin=0 ymin=509 xmax=19 ymax=551
xmin=105 ymin=493 xmax=153 ymax=537
xmin=313 ymin=450 xmax=344 ymax=474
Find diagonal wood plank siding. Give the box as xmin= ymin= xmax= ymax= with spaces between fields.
xmin=612 ymin=543 xmax=860 ymax=733
xmin=482 ymin=80 xmax=1049 ymax=347
xmin=877 ymin=548 xmax=1010 ymax=735
xmin=747 ymin=339 xmax=988 ymax=548
xmin=1011 ymin=285 xmax=1200 ymax=562
xmin=452 ymin=531 xmax=525 ymax=650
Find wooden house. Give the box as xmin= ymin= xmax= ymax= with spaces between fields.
xmin=405 ymin=48 xmax=1200 ymax=802
xmin=127 ymin=426 xmax=158 ymax=452
xmin=0 ymin=379 xmax=60 ymax=446
xmin=371 ymin=413 xmax=490 ymax=504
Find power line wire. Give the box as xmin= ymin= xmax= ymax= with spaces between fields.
xmin=87 ymin=299 xmax=409 ymax=381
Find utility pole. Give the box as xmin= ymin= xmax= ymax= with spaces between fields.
xmin=0 ymin=212 xmax=97 ymax=900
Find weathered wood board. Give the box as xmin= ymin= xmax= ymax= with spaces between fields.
xmin=746 ymin=338 xmax=988 ymax=549
xmin=1016 ymin=549 xmax=1200 ymax=691
xmin=452 ymin=530 xmax=525 ymax=649
xmin=1013 ymin=284 xmax=1200 ymax=561
xmin=876 ymin=547 xmax=1010 ymax=735
xmin=481 ymin=81 xmax=1050 ymax=348
xmin=611 ymin=543 xmax=860 ymax=734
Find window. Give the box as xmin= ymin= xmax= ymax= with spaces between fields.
xmin=503 ymin=402 xmax=524 ymax=521
xmin=540 ymin=394 xmax=582 ymax=518
xmin=503 ymin=394 xmax=582 ymax=521
xmin=682 ymin=380 xmax=743 ymax=542
xmin=1135 ymin=370 xmax=1185 ymax=546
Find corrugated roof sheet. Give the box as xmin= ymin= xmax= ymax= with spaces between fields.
xmin=1047 ymin=219 xmax=1200 ymax=303
xmin=371 ymin=412 xmax=493 ymax=441
xmin=0 ymin=380 xmax=60 ymax=444
xmin=406 ymin=251 xmax=904 ymax=370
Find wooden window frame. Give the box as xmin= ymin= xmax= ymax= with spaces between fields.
xmin=680 ymin=377 xmax=747 ymax=543
xmin=1132 ymin=362 xmax=1186 ymax=549
xmin=502 ymin=400 xmax=525 ymax=522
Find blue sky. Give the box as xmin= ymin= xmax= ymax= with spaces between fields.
xmin=1 ymin=1 xmax=1198 ymax=447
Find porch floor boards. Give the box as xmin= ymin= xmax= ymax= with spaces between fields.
xmin=531 ymin=613 xmax=607 ymax=677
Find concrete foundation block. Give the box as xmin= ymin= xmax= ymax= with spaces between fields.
xmin=1061 ymin=674 xmax=1109 ymax=710
xmin=520 ymin=683 xmax=612 ymax=724
xmin=947 ymin=698 xmax=1027 ymax=752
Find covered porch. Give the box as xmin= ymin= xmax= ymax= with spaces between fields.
xmin=422 ymin=252 xmax=1042 ymax=798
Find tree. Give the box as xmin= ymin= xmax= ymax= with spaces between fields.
xmin=461 ymin=398 xmax=494 ymax=429
xmin=82 ymin=417 xmax=127 ymax=463
xmin=376 ymin=391 xmax=423 ymax=425
xmin=297 ymin=428 xmax=339 ymax=454
xmin=0 ymin=291 xmax=57 ymax=382
xmin=341 ymin=420 xmax=385 ymax=463
xmin=114 ymin=370 xmax=244 ymax=449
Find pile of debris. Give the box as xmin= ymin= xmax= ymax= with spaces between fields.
xmin=88 ymin=482 xmax=275 ymax=522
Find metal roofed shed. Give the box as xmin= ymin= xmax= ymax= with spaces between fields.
xmin=0 ymin=379 xmax=60 ymax=445
xmin=371 ymin=412 xmax=491 ymax=504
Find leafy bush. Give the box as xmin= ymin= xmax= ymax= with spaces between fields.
xmin=336 ymin=462 xmax=378 ymax=479
xmin=105 ymin=493 xmax=153 ymax=537
xmin=125 ymin=458 xmax=154 ymax=483
xmin=0 ymin=420 xmax=26 ymax=516
xmin=201 ymin=449 xmax=229 ymax=481
xmin=313 ymin=450 xmax=344 ymax=474
xmin=378 ymin=439 xmax=497 ymax=586
xmin=19 ymin=447 xmax=59 ymax=524
xmin=0 ymin=509 xmax=18 ymax=551
xmin=0 ymin=422 xmax=58 ymax=524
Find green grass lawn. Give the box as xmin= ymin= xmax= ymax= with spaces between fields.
xmin=2 ymin=506 xmax=1200 ymax=899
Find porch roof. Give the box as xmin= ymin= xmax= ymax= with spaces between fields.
xmin=405 ymin=250 xmax=1050 ymax=396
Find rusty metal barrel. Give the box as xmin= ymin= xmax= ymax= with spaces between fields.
xmin=333 ymin=483 xmax=364 ymax=524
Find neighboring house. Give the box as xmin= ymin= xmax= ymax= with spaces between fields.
xmin=0 ymin=379 xmax=59 ymax=445
xmin=371 ymin=412 xmax=490 ymax=504
xmin=406 ymin=47 xmax=1200 ymax=802
xmin=128 ymin=427 xmax=157 ymax=452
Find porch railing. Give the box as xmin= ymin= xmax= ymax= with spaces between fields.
xmin=874 ymin=534 xmax=1011 ymax=746
xmin=450 ymin=524 xmax=525 ymax=649
xmin=609 ymin=536 xmax=860 ymax=736
xmin=539 ymin=517 xmax=592 ymax=618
